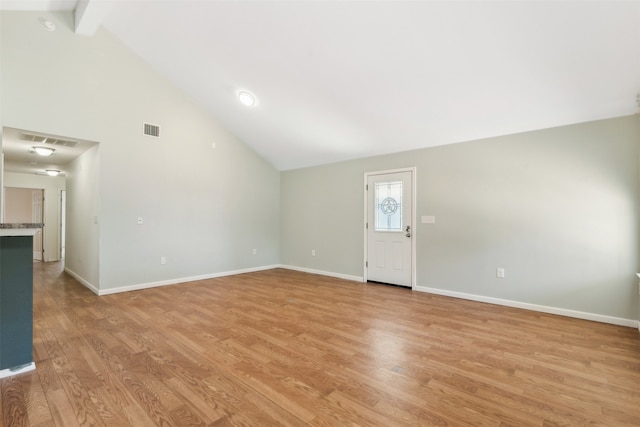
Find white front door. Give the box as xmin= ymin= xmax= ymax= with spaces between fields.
xmin=366 ymin=169 xmax=414 ymax=287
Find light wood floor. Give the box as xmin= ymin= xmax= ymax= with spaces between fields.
xmin=1 ymin=262 xmax=639 ymax=426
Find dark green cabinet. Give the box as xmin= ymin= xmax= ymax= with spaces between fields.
xmin=0 ymin=235 xmax=34 ymax=371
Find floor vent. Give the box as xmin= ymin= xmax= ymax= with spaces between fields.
xmin=143 ymin=122 xmax=160 ymax=138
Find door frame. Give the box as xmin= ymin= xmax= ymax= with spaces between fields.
xmin=60 ymin=190 xmax=66 ymax=260
xmin=363 ymin=167 xmax=417 ymax=288
xmin=31 ymin=188 xmax=45 ymax=261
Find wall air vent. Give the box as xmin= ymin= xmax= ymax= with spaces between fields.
xmin=143 ymin=122 xmax=160 ymax=138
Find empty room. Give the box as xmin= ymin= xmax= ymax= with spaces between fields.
xmin=1 ymin=1 xmax=639 ymax=426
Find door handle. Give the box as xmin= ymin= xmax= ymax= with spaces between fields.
xmin=405 ymin=225 xmax=411 ymax=238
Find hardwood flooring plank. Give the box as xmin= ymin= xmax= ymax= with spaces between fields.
xmin=467 ymin=375 xmax=594 ymax=425
xmin=18 ymin=375 xmax=52 ymax=427
xmin=87 ymin=385 xmax=134 ymax=427
xmin=426 ymin=380 xmax=544 ymax=426
xmin=319 ymin=389 xmax=408 ymax=426
xmin=43 ymin=388 xmax=81 ymax=427
xmin=228 ymin=362 xmax=316 ymax=423
xmin=120 ymin=400 xmax=160 ymax=427
xmin=2 ymin=263 xmax=639 ymax=426
xmin=160 ymin=357 xmax=249 ymax=421
xmin=164 ymin=377 xmax=223 ymax=425
xmin=167 ymin=404 xmax=207 ymax=427
xmin=53 ymin=361 xmax=104 ymax=425
xmin=33 ymin=359 xmax=62 ymax=397
xmin=138 ymin=374 xmax=183 ymax=413
xmin=108 ymin=360 xmax=176 ymax=426
xmin=342 ymin=374 xmax=489 ymax=427
xmin=241 ymin=391 xmax=308 ymax=427
xmin=2 ymin=376 xmax=29 ymax=427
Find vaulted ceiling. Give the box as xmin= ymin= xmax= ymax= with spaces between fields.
xmin=2 ymin=1 xmax=640 ymax=170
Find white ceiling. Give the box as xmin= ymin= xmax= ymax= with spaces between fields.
xmin=2 ymin=1 xmax=640 ymax=171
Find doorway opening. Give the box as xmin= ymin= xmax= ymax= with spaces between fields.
xmin=2 ymin=126 xmax=98 ymax=265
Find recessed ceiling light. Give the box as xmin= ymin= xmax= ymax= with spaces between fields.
xmin=32 ymin=146 xmax=55 ymax=156
xmin=45 ymin=170 xmax=61 ymax=177
xmin=238 ymin=91 xmax=256 ymax=107
xmin=42 ymin=20 xmax=56 ymax=32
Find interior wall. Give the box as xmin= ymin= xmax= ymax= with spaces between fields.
xmin=3 ymin=187 xmax=33 ymax=223
xmin=3 ymin=172 xmax=66 ymax=261
xmin=0 ymin=42 xmax=4 ymax=219
xmin=0 ymin=153 xmax=4 ymax=222
xmin=281 ymin=115 xmax=640 ymax=321
xmin=1 ymin=11 xmax=280 ymax=290
xmin=65 ymin=145 xmax=100 ymax=289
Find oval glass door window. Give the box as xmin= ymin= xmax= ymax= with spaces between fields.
xmin=375 ymin=181 xmax=402 ymax=231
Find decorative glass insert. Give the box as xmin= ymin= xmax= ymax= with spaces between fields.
xmin=375 ymin=181 xmax=402 ymax=231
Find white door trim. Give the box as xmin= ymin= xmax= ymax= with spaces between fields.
xmin=364 ymin=167 xmax=417 ymax=288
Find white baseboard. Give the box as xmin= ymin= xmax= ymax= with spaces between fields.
xmin=61 ymin=264 xmax=638 ymax=330
xmin=96 ymin=264 xmax=281 ymax=295
xmin=278 ymin=264 xmax=364 ymax=282
xmin=66 ymin=264 xmax=362 ymax=295
xmin=64 ymin=267 xmax=100 ymax=295
xmin=0 ymin=362 xmax=36 ymax=379
xmin=414 ymin=285 xmax=639 ymax=329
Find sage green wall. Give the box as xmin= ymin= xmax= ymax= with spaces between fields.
xmin=282 ymin=115 xmax=640 ymax=320
xmin=1 ymin=11 xmax=280 ymax=290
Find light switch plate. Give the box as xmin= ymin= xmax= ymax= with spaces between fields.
xmin=421 ymin=215 xmax=435 ymax=224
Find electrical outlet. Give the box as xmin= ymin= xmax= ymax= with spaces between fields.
xmin=252 ymin=249 xmax=257 ymax=255
xmin=160 ymin=256 xmax=167 ymax=265
xmin=137 ymin=216 xmax=143 ymax=225
xmin=311 ymin=249 xmax=316 ymax=256
xmin=496 ymin=268 xmax=505 ymax=278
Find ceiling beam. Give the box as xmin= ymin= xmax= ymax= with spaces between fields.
xmin=74 ymin=0 xmax=111 ymax=36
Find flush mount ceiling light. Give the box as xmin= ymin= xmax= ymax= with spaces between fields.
xmin=237 ymin=90 xmax=256 ymax=107
xmin=42 ymin=19 xmax=56 ymax=32
xmin=32 ymin=146 xmax=55 ymax=156
xmin=45 ymin=170 xmax=61 ymax=177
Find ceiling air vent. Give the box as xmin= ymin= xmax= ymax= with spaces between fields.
xmin=19 ymin=132 xmax=79 ymax=147
xmin=19 ymin=132 xmax=47 ymax=143
xmin=47 ymin=138 xmax=78 ymax=147
xmin=143 ymin=122 xmax=160 ymax=138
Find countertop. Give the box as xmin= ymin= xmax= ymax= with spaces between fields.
xmin=0 ymin=223 xmax=43 ymax=236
